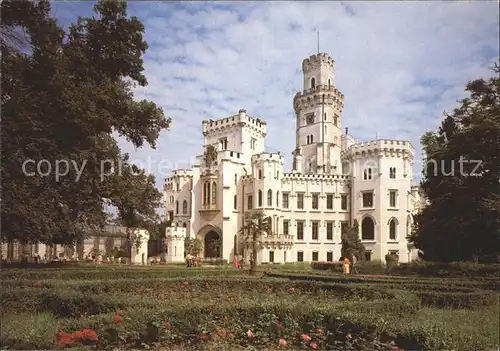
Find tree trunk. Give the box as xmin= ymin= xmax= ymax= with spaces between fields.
xmin=250 ymin=229 xmax=257 ymax=275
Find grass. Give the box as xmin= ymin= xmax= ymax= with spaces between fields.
xmin=1 ymin=264 xmax=498 ymax=350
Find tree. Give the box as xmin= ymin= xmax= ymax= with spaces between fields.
xmin=410 ymin=63 xmax=500 ymax=263
xmin=341 ymin=221 xmax=365 ymax=262
xmin=185 ymin=238 xmax=202 ymax=256
xmin=238 ymin=210 xmax=271 ymax=275
xmin=1 ymin=0 xmax=170 ymax=247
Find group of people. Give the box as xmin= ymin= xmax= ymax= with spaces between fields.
xmin=342 ymin=254 xmax=358 ymax=275
xmin=185 ymin=253 xmax=199 ymax=267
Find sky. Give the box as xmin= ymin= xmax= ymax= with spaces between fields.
xmin=50 ymin=1 xmax=499 ymax=214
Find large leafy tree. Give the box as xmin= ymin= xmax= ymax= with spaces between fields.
xmin=1 ymin=0 xmax=170 ymax=247
xmin=238 ymin=210 xmax=271 ymax=275
xmin=341 ymin=220 xmax=365 ymax=262
xmin=410 ymin=64 xmax=500 ymax=263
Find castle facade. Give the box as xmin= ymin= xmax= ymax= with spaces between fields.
xmin=164 ymin=53 xmax=424 ymax=264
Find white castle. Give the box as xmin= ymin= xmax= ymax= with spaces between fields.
xmin=164 ymin=53 xmax=424 ymax=264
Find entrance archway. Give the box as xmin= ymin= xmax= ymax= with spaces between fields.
xmin=204 ymin=231 xmax=221 ymax=258
xmin=361 ymin=217 xmax=375 ymax=240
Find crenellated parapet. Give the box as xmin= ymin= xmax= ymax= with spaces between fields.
xmin=293 ymin=85 xmax=344 ymax=113
xmin=165 ymin=227 xmax=187 ymax=239
xmin=282 ymin=172 xmax=350 ymax=186
xmin=164 ymin=169 xmax=193 ymax=191
xmin=341 ymin=139 xmax=414 ymax=161
xmin=251 ymin=152 xmax=285 ymax=165
xmin=302 ymin=53 xmax=335 ymax=73
xmin=202 ymin=109 xmax=267 ymax=137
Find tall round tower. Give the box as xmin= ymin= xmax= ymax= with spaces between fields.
xmin=292 ymin=53 xmax=345 ymax=174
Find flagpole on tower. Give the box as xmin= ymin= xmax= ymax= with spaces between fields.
xmin=317 ymin=30 xmax=320 ymax=54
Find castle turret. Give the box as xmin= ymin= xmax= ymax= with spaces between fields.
xmin=293 ymin=53 xmax=345 ymax=175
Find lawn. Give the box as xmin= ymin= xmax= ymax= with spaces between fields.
xmin=1 ymin=264 xmax=499 ymax=350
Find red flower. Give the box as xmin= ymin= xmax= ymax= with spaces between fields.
xmin=279 ymin=338 xmax=287 ymax=347
xmin=197 ymin=333 xmax=210 ymax=341
xmin=56 ymin=331 xmax=74 ymax=347
xmin=276 ymin=321 xmax=284 ymax=330
xmin=81 ymin=329 xmax=98 ymax=342
xmin=246 ymin=329 xmax=255 ymax=338
xmin=310 ymin=342 xmax=318 ymax=349
xmin=164 ymin=321 xmax=172 ymax=330
xmin=112 ymin=313 xmax=122 ymax=323
xmin=300 ymin=334 xmax=312 ymax=342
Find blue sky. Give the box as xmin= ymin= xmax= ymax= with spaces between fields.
xmin=51 ymin=1 xmax=499 ymax=213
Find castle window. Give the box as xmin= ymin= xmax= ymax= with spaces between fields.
xmin=250 ymin=138 xmax=256 ymax=150
xmin=276 ymin=191 xmax=280 ymax=207
xmin=363 ymin=168 xmax=373 ymax=180
xmin=203 ymin=182 xmax=211 ymax=205
xmin=341 ymin=194 xmax=348 ymax=210
xmin=297 ymin=193 xmax=304 ymax=209
xmin=362 ymin=192 xmax=374 ymax=208
xmin=326 ymin=194 xmax=334 ymax=209
xmin=324 ymin=125 xmax=327 ymax=135
xmin=175 ymin=201 xmax=179 ymax=214
xmin=334 ymin=114 xmax=339 ymax=126
xmin=389 ymin=167 xmax=396 ymax=179
xmin=183 ymin=222 xmax=187 ymax=228
xmin=312 ymin=193 xmax=319 ymax=209
xmin=310 ymin=77 xmax=316 ymax=89
xmin=389 ymin=218 xmax=397 ymax=240
xmin=176 ymin=183 xmax=179 ymax=191
xmin=258 ymin=169 xmax=262 ymax=179
xmin=297 ymin=221 xmax=304 ymax=240
xmin=306 ymin=135 xmax=310 ymax=144
xmin=276 ymin=171 xmax=279 ymax=179
xmin=182 ymin=200 xmax=187 ymax=214
xmin=211 ymin=182 xmax=217 ymax=205
xmin=283 ymin=220 xmax=289 ymax=235
xmin=258 ymin=190 xmax=263 ymax=207
xmin=247 ymin=195 xmax=253 ymax=210
xmin=267 ymin=189 xmax=272 ymax=207
xmin=234 ymin=195 xmax=237 ymax=210
xmin=362 ymin=217 xmax=375 ymax=241
xmin=310 ymin=135 xmax=314 ymax=143
xmin=282 ymin=193 xmax=289 ymax=209
xmin=297 ymin=251 xmax=304 ymax=262
xmin=327 ymin=251 xmax=333 ymax=262
xmin=328 ymin=78 xmax=331 ymax=88
xmin=219 ymin=137 xmax=228 ymax=150
xmin=389 ymin=190 xmax=397 ymax=208
xmin=312 ymin=251 xmax=319 ymax=261
xmin=326 ymin=222 xmax=334 ymax=240
xmin=324 ymin=112 xmax=327 ymax=120
xmin=269 ymin=251 xmax=274 ymax=263
xmin=312 ymin=221 xmax=319 ymax=240
xmin=234 ymin=174 xmax=237 ymax=184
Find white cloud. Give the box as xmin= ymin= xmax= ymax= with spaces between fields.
xmin=52 ymin=1 xmax=499 ymax=210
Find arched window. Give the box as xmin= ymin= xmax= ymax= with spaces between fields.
xmin=324 ymin=112 xmax=327 ymax=120
xmin=310 ymin=135 xmax=314 ymax=143
xmin=334 ymin=116 xmax=338 ymax=126
xmin=389 ymin=167 xmax=396 ymax=179
xmin=234 ymin=195 xmax=237 ymax=210
xmin=235 ymin=174 xmax=237 ymax=184
xmin=276 ymin=191 xmax=280 ymax=207
xmin=310 ymin=77 xmax=316 ymax=89
xmin=362 ymin=217 xmax=375 ymax=240
xmin=389 ymin=218 xmax=397 ymax=240
xmin=276 ymin=171 xmax=279 ymax=179
xmin=267 ymin=189 xmax=272 ymax=207
xmin=258 ymin=190 xmax=263 ymax=207
xmin=183 ymin=222 xmax=187 ymax=228
xmin=211 ymin=182 xmax=217 ymax=205
xmin=203 ymin=182 xmax=211 ymax=205
xmin=266 ymin=216 xmax=272 ymax=235
xmin=182 ymin=200 xmax=187 ymax=214
xmin=175 ymin=201 xmax=179 ymax=214
xmin=258 ymin=169 xmax=262 ymax=179
xmin=328 ymin=78 xmax=331 ymax=88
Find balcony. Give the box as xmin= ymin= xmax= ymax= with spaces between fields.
xmin=199 ymin=204 xmax=220 ymax=213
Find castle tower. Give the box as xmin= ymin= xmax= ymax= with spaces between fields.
xmin=292 ymin=53 xmax=345 ymax=174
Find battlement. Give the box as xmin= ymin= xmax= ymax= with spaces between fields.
xmin=165 ymin=226 xmax=187 ymax=238
xmin=202 ymin=109 xmax=267 ymax=137
xmin=164 ymin=169 xmax=193 ymax=183
xmin=302 ymin=53 xmax=335 ymax=73
xmin=282 ymin=173 xmax=350 ymax=181
xmin=218 ymin=150 xmax=245 ymax=164
xmin=251 ymin=152 xmax=285 ymax=164
xmin=293 ymin=85 xmax=345 ymax=113
xmin=341 ymin=139 xmax=415 ymax=160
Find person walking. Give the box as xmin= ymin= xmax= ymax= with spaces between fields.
xmin=343 ymin=256 xmax=351 ymax=275
xmin=351 ymin=254 xmax=358 ymax=275
xmin=185 ymin=253 xmax=192 ymax=268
